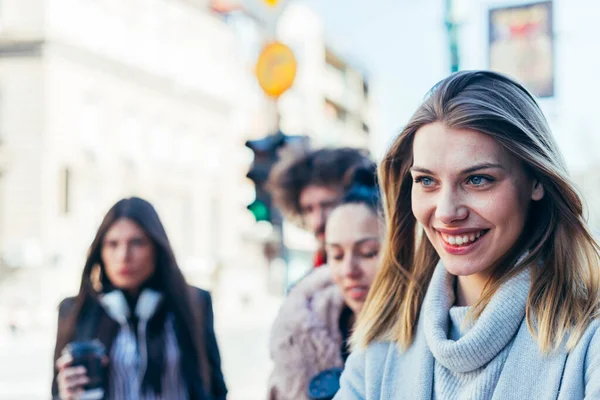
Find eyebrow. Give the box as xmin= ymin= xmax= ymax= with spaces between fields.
xmin=410 ymin=163 xmax=505 ymax=175
xmin=325 ymin=236 xmax=380 ymax=247
xmin=103 ymin=235 xmax=147 ymax=242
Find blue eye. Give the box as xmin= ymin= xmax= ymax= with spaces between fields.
xmin=414 ymin=176 xmax=434 ymax=186
xmin=468 ymin=175 xmax=492 ymax=186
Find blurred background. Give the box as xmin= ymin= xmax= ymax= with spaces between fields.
xmin=0 ymin=0 xmax=599 ymax=398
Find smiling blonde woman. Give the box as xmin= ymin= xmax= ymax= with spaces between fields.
xmin=334 ymin=71 xmax=600 ymax=400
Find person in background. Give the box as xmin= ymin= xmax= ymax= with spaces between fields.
xmin=52 ymin=197 xmax=227 ymax=400
xmin=335 ymin=71 xmax=600 ymax=399
xmin=267 ymin=165 xmax=384 ymax=400
xmin=268 ymin=147 xmax=372 ymax=267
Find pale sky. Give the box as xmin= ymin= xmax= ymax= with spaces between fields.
xmin=297 ymin=0 xmax=450 ymax=158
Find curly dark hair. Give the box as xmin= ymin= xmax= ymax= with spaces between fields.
xmin=267 ymin=147 xmax=372 ymax=224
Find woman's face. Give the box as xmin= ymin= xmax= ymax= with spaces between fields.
xmin=410 ymin=122 xmax=544 ymax=280
xmin=325 ymin=203 xmax=383 ymax=314
xmin=101 ymin=218 xmax=156 ymax=294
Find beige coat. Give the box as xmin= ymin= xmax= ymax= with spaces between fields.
xmin=267 ymin=266 xmax=346 ymax=400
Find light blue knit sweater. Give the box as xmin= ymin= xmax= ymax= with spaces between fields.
xmin=335 ymin=262 xmax=600 ymax=399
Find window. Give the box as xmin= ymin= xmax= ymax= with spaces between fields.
xmin=61 ymin=167 xmax=71 ymax=215
xmin=0 ymin=88 xmax=3 ymax=143
xmin=324 ymin=99 xmax=347 ymax=122
xmin=363 ymin=80 xmax=370 ymax=98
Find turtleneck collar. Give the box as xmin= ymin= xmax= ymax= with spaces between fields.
xmin=423 ymin=261 xmax=531 ymax=373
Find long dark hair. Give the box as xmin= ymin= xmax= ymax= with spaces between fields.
xmin=54 ymin=197 xmax=211 ymax=395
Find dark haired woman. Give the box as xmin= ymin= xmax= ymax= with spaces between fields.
xmin=267 ymin=166 xmax=384 ymax=400
xmin=52 ymin=197 xmax=227 ymax=400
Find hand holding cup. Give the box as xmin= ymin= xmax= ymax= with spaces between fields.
xmin=56 ymin=341 xmax=108 ymax=400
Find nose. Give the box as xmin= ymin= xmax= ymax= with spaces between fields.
xmin=341 ymin=253 xmax=363 ymax=279
xmin=115 ymin=244 xmax=131 ymax=262
xmin=314 ymin=207 xmax=327 ymax=231
xmin=435 ymin=186 xmax=468 ymax=224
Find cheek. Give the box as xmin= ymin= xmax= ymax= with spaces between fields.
xmin=470 ymin=188 xmax=526 ymax=225
xmin=469 ymin=195 xmax=501 ymax=218
xmin=101 ymin=249 xmax=115 ymax=273
xmin=140 ymin=249 xmax=156 ymax=272
xmin=330 ymin=262 xmax=344 ymax=286
xmin=362 ymin=260 xmax=380 ymax=285
xmin=411 ymin=191 xmax=431 ymax=224
xmin=304 ymin=213 xmax=317 ymax=227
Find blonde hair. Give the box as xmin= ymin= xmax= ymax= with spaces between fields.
xmin=353 ymin=71 xmax=600 ymax=353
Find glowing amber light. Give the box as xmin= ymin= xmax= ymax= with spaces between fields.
xmin=256 ymin=42 xmax=297 ymax=98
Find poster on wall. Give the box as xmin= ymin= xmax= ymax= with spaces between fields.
xmin=489 ymin=1 xmax=554 ymax=97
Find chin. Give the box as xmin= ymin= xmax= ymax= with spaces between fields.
xmin=113 ymin=280 xmax=141 ymax=291
xmin=439 ymin=256 xmax=490 ymax=277
xmin=345 ymin=300 xmax=362 ymax=314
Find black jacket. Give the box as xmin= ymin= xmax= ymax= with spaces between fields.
xmin=51 ymin=287 xmax=227 ymax=400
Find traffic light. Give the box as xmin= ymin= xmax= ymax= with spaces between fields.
xmin=245 ymin=131 xmax=308 ymax=223
xmin=245 ymin=132 xmax=285 ymax=223
xmin=247 ymin=195 xmax=271 ymax=222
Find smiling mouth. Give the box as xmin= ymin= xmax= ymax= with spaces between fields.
xmin=438 ymin=229 xmax=489 ymax=247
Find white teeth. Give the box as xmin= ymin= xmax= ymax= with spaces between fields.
xmin=441 ymin=230 xmax=485 ymax=246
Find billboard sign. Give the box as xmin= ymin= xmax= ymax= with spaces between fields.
xmin=489 ymin=1 xmax=554 ymax=97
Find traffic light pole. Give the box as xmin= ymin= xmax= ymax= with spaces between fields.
xmin=252 ymin=14 xmax=297 ymax=294
xmin=445 ymin=0 xmax=460 ymax=73
xmin=270 ymin=98 xmax=291 ymax=294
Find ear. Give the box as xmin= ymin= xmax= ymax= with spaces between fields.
xmin=531 ymin=180 xmax=544 ymax=201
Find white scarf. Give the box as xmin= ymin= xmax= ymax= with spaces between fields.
xmin=100 ymin=289 xmax=188 ymax=400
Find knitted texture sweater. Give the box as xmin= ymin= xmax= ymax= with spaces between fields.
xmin=426 ymin=265 xmax=529 ymax=399
xmin=335 ymin=262 xmax=600 ymax=399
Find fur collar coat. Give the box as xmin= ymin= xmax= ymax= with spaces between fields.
xmin=267 ymin=266 xmax=346 ymax=400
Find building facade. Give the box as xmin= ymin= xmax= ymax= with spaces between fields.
xmin=0 ymin=0 xmax=263 ymax=314
xmin=276 ymin=3 xmax=374 ymax=150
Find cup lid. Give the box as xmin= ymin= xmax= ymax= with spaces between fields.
xmin=64 ymin=340 xmax=106 ymax=355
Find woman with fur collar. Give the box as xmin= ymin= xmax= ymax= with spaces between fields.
xmin=267 ymin=167 xmax=384 ymax=400
xmin=52 ymin=197 xmax=227 ymax=400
